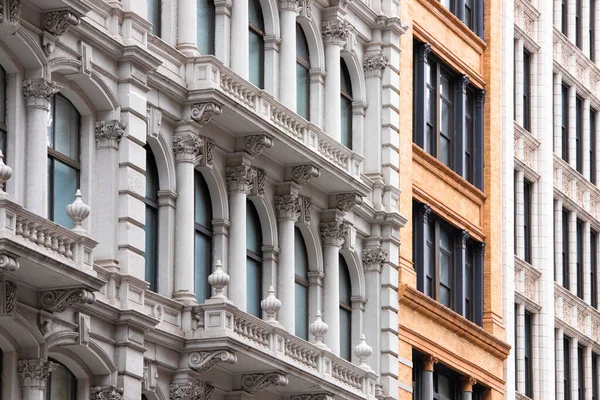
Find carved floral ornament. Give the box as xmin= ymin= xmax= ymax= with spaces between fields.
xmin=22 ymin=79 xmax=61 ymax=109
xmin=241 ymin=371 xmax=289 ymax=393
xmin=321 ymin=20 xmax=351 ymax=45
xmin=0 ymin=0 xmax=22 ymax=36
xmin=90 ymin=386 xmax=124 ymax=400
xmin=169 ymin=382 xmax=214 ymax=400
xmin=244 ymin=134 xmax=274 ymax=157
xmin=40 ymin=288 xmax=95 ymax=312
xmin=43 ymin=10 xmax=80 ymax=37
xmin=362 ymin=247 xmax=387 ymax=266
xmin=188 ymin=349 xmax=237 ymax=372
xmin=320 ymin=220 xmax=348 ymax=246
xmin=17 ymin=359 xmax=52 ymax=388
xmin=191 ymin=102 xmax=222 ymax=126
xmin=292 ymin=165 xmax=320 ymax=185
xmin=95 ymin=120 xmax=127 ymax=148
xmin=173 ymin=134 xmax=202 ymax=163
xmin=336 ymin=192 xmax=363 ymax=212
xmin=363 ymin=52 xmax=389 ymax=78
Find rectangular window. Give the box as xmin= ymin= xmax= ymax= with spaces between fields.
xmin=577 ymin=0 xmax=583 ymax=48
xmin=579 ymin=345 xmax=586 ymax=400
xmin=514 ymin=171 xmax=518 ymax=257
xmin=147 ymin=0 xmax=161 ymax=37
xmin=563 ymin=0 xmax=569 ymax=35
xmin=465 ymin=242 xmax=474 ymax=321
xmin=577 ymin=96 xmax=584 ymax=173
xmin=563 ymin=85 xmax=570 ymax=163
xmin=465 ymin=89 xmax=474 ymax=184
xmin=564 ymin=209 xmax=571 ymax=289
xmin=524 ymin=179 xmax=532 ymax=263
xmin=593 ymin=230 xmax=598 ymax=308
xmin=592 ymin=108 xmax=597 ymax=185
xmin=565 ymin=336 xmax=572 ymax=398
xmin=578 ymin=219 xmax=585 ymax=299
xmin=525 ymin=310 xmax=534 ymax=398
xmin=523 ymin=49 xmax=531 ymax=131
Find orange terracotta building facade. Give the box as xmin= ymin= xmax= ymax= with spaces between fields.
xmin=397 ymin=0 xmax=509 ymax=398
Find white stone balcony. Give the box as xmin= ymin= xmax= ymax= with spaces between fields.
xmin=185 ymin=56 xmax=369 ymax=195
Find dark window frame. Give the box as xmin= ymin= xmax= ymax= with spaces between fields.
xmin=593 ymin=229 xmax=598 ymax=308
xmin=565 ymin=336 xmax=572 ymax=397
xmin=523 ymin=49 xmax=532 ymax=132
xmin=592 ymin=108 xmax=597 ymax=185
xmin=563 ymin=0 xmax=569 ymax=36
xmin=577 ymin=218 xmax=585 ymax=299
xmin=524 ymin=310 xmax=534 ymax=398
xmin=577 ymin=0 xmax=583 ymax=48
xmin=563 ymin=209 xmax=571 ymax=289
xmin=524 ymin=179 xmax=532 ymax=263
xmin=577 ymin=96 xmax=584 ymax=173
xmin=563 ymin=84 xmax=570 ymax=163
xmin=142 ymin=145 xmax=159 ymax=292
xmin=593 ymin=352 xmax=599 ymax=400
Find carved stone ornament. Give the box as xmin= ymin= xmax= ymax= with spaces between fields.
xmin=0 ymin=254 xmax=18 ymax=273
xmin=22 ymin=79 xmax=61 ymax=109
xmin=274 ymin=193 xmax=300 ymax=220
xmin=198 ymin=138 xmax=215 ymax=167
xmin=90 ymin=385 xmax=124 ymax=400
xmin=362 ymin=247 xmax=387 ymax=267
xmin=43 ymin=10 xmax=80 ymax=36
xmin=191 ymin=102 xmax=222 ymax=126
xmin=280 ymin=0 xmax=298 ymax=11
xmin=457 ymin=229 xmax=469 ymax=249
xmin=336 ymin=192 xmax=363 ymax=212
xmin=292 ymin=165 xmax=320 ymax=185
xmin=248 ymin=167 xmax=266 ymax=195
xmin=17 ymin=359 xmax=52 ymax=389
xmin=460 ymin=376 xmax=477 ymax=393
xmin=226 ymin=165 xmax=254 ymax=192
xmin=173 ymin=135 xmax=202 ymax=163
xmin=40 ymin=288 xmax=95 ymax=312
xmin=299 ymin=0 xmax=312 ymax=18
xmin=301 ymin=196 xmax=311 ymax=222
xmin=290 ymin=394 xmax=334 ymax=400
xmin=95 ymin=120 xmax=127 ymax=149
xmin=320 ymin=221 xmax=348 ymax=247
xmin=169 ymin=382 xmax=214 ymax=400
xmin=0 ymin=279 xmax=17 ymax=317
xmin=244 ymin=134 xmax=274 ymax=157
xmin=188 ymin=350 xmax=237 ymax=372
xmin=241 ymin=372 xmax=289 ymax=393
xmin=363 ymin=52 xmax=389 ymax=78
xmin=416 ymin=203 xmax=431 ymax=224
xmin=0 ymin=0 xmax=22 ymax=36
xmin=421 ymin=354 xmax=438 ymax=372
xmin=321 ymin=20 xmax=351 ymax=46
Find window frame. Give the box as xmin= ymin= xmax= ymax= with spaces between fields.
xmin=523 ymin=179 xmax=532 ymax=263
xmin=294 ymin=226 xmax=310 ymax=340
xmin=565 ymin=336 xmax=572 ymax=397
xmin=523 ymin=49 xmax=531 ymax=132
xmin=562 ymin=84 xmax=570 ymax=163
xmin=576 ymin=96 xmax=584 ymax=173
xmin=246 ymin=199 xmax=263 ymax=317
xmin=147 ymin=0 xmax=161 ymax=37
xmin=577 ymin=218 xmax=584 ymax=299
xmin=524 ymin=310 xmax=533 ymax=398
xmin=194 ymin=171 xmax=213 ymax=303
xmin=296 ymin=23 xmax=311 ymax=121
xmin=46 ymin=359 xmax=77 ymax=400
xmin=563 ymin=208 xmax=571 ymax=289
xmin=142 ymin=145 xmax=160 ymax=292
xmin=592 ymin=108 xmax=597 ymax=185
xmin=196 ymin=0 xmax=216 ymax=55
xmin=248 ymin=0 xmax=265 ymax=90
xmin=339 ymin=254 xmax=353 ymax=361
xmin=592 ymin=229 xmax=598 ymax=308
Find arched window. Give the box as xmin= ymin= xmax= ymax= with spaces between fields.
xmin=47 ymin=94 xmax=80 ymax=228
xmin=248 ymin=0 xmax=265 ymax=89
xmin=296 ymin=24 xmax=310 ymax=120
xmin=340 ymin=60 xmax=353 ymax=149
xmin=194 ymin=171 xmax=213 ymax=302
xmin=197 ymin=0 xmax=215 ymax=55
xmin=294 ymin=227 xmax=309 ymax=339
xmin=46 ymin=360 xmax=76 ymax=400
xmin=246 ymin=199 xmax=263 ymax=317
xmin=143 ymin=145 xmax=159 ymax=291
xmin=147 ymin=0 xmax=161 ymax=36
xmin=339 ymin=254 xmax=352 ymax=360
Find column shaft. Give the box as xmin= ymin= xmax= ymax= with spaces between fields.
xmin=279 ymin=5 xmax=297 ymax=111
xmin=177 ymin=0 xmax=199 ymax=55
xmin=174 ymin=158 xmax=196 ymax=303
xmin=324 ymin=42 xmax=342 ymax=141
xmin=229 ymin=188 xmax=248 ymax=310
xmin=231 ymin=0 xmax=249 ymax=79
xmin=277 ymin=214 xmax=296 ymax=331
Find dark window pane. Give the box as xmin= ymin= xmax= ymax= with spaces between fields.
xmin=295 ymin=227 xmax=309 ymax=279
xmin=577 ymin=219 xmax=584 ymax=299
xmin=197 ymin=0 xmax=215 ymax=55
xmin=563 ymin=209 xmax=570 ymax=288
xmin=49 ymin=159 xmax=78 ymax=228
xmin=144 ymin=205 xmax=158 ymax=291
xmin=577 ymin=96 xmax=583 ymax=173
xmin=563 ymin=0 xmax=569 ymax=35
xmin=194 ymin=231 xmax=212 ymax=302
xmin=246 ymin=199 xmax=262 ymax=253
xmin=0 ymin=65 xmax=6 ymax=125
xmin=524 ymin=180 xmax=532 ymax=263
xmin=248 ymin=0 xmax=264 ymax=30
xmin=295 ymin=283 xmax=308 ymax=339
xmin=592 ymin=109 xmax=597 ymax=184
xmin=592 ymin=230 xmax=598 ymax=308
xmin=577 ymin=0 xmax=583 ymax=49
xmin=46 ymin=362 xmax=76 ymax=400
xmin=148 ymin=0 xmax=161 ymax=36
xmin=246 ymin=257 xmax=262 ymax=317
xmin=525 ymin=311 xmax=533 ymax=397
xmin=297 ymin=63 xmax=310 ymax=120
xmin=249 ymin=30 xmax=264 ymax=89
xmin=523 ymin=49 xmax=531 ymax=131
xmin=593 ymin=353 xmax=598 ymax=400
xmin=53 ymin=95 xmax=80 ymax=161
xmin=562 ymin=85 xmax=570 ymax=162
xmin=339 ymin=254 xmax=352 ymax=360
xmin=195 ymin=172 xmax=212 ymax=227
xmin=565 ymin=336 xmax=572 ymax=396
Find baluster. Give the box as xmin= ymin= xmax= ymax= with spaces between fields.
xmin=36 ymin=228 xmax=45 ymax=245
xmin=15 ymin=219 xmax=23 ymax=236
xmin=64 ymin=239 xmax=73 ymax=259
xmin=43 ymin=229 xmax=52 ymax=249
xmin=50 ymin=233 xmax=59 ymax=252
xmin=57 ymin=237 xmax=65 ymax=256
xmin=28 ymin=223 xmax=38 ymax=242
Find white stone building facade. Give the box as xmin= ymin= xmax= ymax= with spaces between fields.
xmin=505 ymin=0 xmax=600 ymax=399
xmin=0 ymin=0 xmax=406 ymax=399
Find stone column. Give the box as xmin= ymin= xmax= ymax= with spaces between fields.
xmin=279 ymin=0 xmax=298 ymax=111
xmin=231 ymin=0 xmax=249 ymax=79
xmin=516 ymin=303 xmax=525 ymax=393
xmin=421 ymin=355 xmax=437 ymax=400
xmin=460 ymin=376 xmax=477 ymax=400
xmin=362 ymin=246 xmax=386 ymax=374
xmin=177 ymin=0 xmax=199 ymax=56
xmin=555 ymin=198 xmax=564 ymax=285
xmin=322 ymin=20 xmax=350 ymax=142
xmin=554 ymin=72 xmax=563 ymax=156
xmin=583 ymin=98 xmax=591 ymax=180
xmin=18 ymin=359 xmax=51 ymax=400
xmin=320 ymin=218 xmax=347 ymax=355
xmin=158 ymin=190 xmax=177 ymax=298
xmin=515 ymin=170 xmax=525 ymax=260
xmin=173 ymin=131 xmax=201 ymax=303
xmin=226 ymin=162 xmax=254 ymax=311
xmin=414 ymin=42 xmax=431 ymax=150
xmin=363 ymin=50 xmax=388 ymax=173
xmin=22 ymin=79 xmax=60 ymax=217
xmin=214 ymin=0 xmax=233 ymax=66
xmin=275 ymin=186 xmax=300 ymax=331
xmin=454 ymin=75 xmax=469 ymax=178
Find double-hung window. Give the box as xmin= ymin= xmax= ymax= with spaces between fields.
xmin=523 ymin=49 xmax=531 ymax=132
xmin=577 ymin=218 xmax=584 ymax=299
xmin=562 ymin=85 xmax=570 ymax=162
xmin=523 ymin=179 xmax=532 ymax=263
xmin=576 ymin=96 xmax=583 ymax=173
xmin=563 ymin=209 xmax=570 ymax=288
xmin=592 ymin=108 xmax=597 ymax=185
xmin=592 ymin=230 xmax=598 ymax=308
xmin=524 ymin=310 xmax=533 ymax=398
xmin=438 ymin=0 xmax=483 ymax=37
xmin=194 ymin=172 xmax=213 ymax=303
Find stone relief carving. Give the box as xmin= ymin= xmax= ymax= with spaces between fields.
xmin=40 ymin=288 xmax=95 ymax=312
xmin=188 ymin=350 xmax=237 ymax=372
xmin=241 ymin=372 xmax=289 ymax=393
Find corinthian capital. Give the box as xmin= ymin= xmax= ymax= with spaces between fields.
xmin=22 ymin=79 xmax=61 ymax=110
xmin=274 ymin=193 xmax=300 ymax=220
xmin=95 ymin=120 xmax=127 ymax=149
xmin=362 ymin=247 xmax=387 ymax=270
xmin=43 ymin=10 xmax=80 ymax=36
xmin=173 ymin=134 xmax=202 ymax=163
xmin=321 ymin=20 xmax=351 ymax=46
xmin=169 ymin=383 xmax=214 ymax=400
xmin=18 ymin=359 xmax=52 ymax=389
xmin=226 ymin=164 xmax=255 ymax=192
xmin=363 ymin=52 xmax=389 ymax=78
xmin=244 ymin=134 xmax=274 ymax=157
xmin=320 ymin=221 xmax=348 ymax=247
xmin=279 ymin=0 xmax=298 ymax=11
xmin=191 ymin=102 xmax=222 ymax=126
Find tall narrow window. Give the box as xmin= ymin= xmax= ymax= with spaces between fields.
xmin=524 ymin=179 xmax=532 ymax=263
xmin=579 ymin=345 xmax=585 ymax=400
xmin=246 ymin=200 xmax=263 ymax=317
xmin=46 ymin=360 xmax=76 ymax=400
xmin=523 ymin=49 xmax=531 ymax=132
xmin=294 ymin=227 xmax=309 ymax=340
xmin=465 ymin=89 xmax=475 ymax=183
xmin=194 ymin=172 xmax=213 ymax=303
xmin=592 ymin=108 xmax=597 ymax=184
xmin=433 ymin=368 xmax=457 ymax=400
xmin=563 ymin=0 xmax=569 ymax=35
xmin=514 ymin=304 xmax=519 ymax=389
xmin=340 ymin=59 xmax=353 ymax=149
xmin=465 ymin=0 xmax=474 ymax=29
xmin=577 ymin=0 xmax=583 ymax=49
xmin=296 ymin=24 xmax=310 ymax=120
xmin=593 ymin=352 xmax=599 ymax=400
xmin=564 ymin=209 xmax=571 ymax=289
xmin=143 ymin=146 xmax=159 ymax=291
xmin=339 ymin=254 xmax=352 ymax=361
xmin=577 ymin=96 xmax=583 ymax=173
xmin=592 ymin=230 xmax=598 ymax=308
xmin=565 ymin=336 xmax=572 ymax=397
xmin=438 ymin=225 xmax=454 ymax=308
xmin=592 ymin=0 xmax=597 ymax=61
xmin=524 ymin=310 xmax=533 ymax=398
xmin=0 ymin=65 xmax=6 ymax=160
xmin=197 ymin=0 xmax=215 ymax=55
xmin=577 ymin=219 xmax=584 ymax=299
xmin=439 ymin=70 xmax=454 ymax=167
xmin=47 ymin=94 xmax=80 ymax=228
xmin=148 ymin=0 xmax=161 ymax=36
xmin=248 ymin=0 xmax=265 ymax=89
xmin=465 ymin=242 xmax=474 ymax=321
xmin=562 ymin=85 xmax=570 ymax=163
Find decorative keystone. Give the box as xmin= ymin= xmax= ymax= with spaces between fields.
xmin=309 ymin=311 xmax=329 ymax=349
xmin=353 ymin=334 xmax=373 ymax=370
xmin=66 ymin=190 xmax=90 ymax=231
xmin=208 ymin=260 xmax=229 ymax=300
xmin=40 ymin=288 xmax=95 ymax=312
xmin=0 ymin=151 xmax=12 ymax=192
xmin=261 ymin=286 xmax=281 ymax=324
